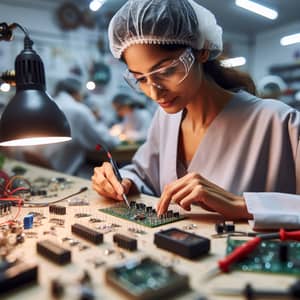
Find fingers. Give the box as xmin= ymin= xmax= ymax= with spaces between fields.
xmin=177 ymin=185 xmax=205 ymax=211
xmin=121 ymin=178 xmax=132 ymax=195
xmin=157 ymin=173 xmax=201 ymax=215
xmin=102 ymin=162 xmax=124 ymax=195
xmin=92 ymin=162 xmax=125 ymax=201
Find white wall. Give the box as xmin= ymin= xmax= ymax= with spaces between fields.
xmin=0 ymin=0 xmax=126 ymax=118
xmin=252 ymin=21 xmax=300 ymax=84
xmin=4 ymin=0 xmax=299 ymax=105
xmin=223 ymin=32 xmax=252 ymax=73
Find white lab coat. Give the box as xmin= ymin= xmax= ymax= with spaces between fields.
xmin=120 ymin=108 xmax=152 ymax=142
xmin=120 ymin=91 xmax=300 ymax=196
xmin=29 ymin=92 xmax=119 ymax=175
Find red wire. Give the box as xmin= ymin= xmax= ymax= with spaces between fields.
xmin=0 ymin=196 xmax=24 ymax=226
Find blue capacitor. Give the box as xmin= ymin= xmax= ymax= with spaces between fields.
xmin=23 ymin=213 xmax=34 ymax=229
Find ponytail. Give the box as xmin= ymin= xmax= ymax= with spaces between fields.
xmin=203 ymin=59 xmax=257 ymax=95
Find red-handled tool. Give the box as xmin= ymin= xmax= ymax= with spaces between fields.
xmin=218 ymin=236 xmax=262 ymax=273
xmin=206 ymin=228 xmax=300 ymax=279
xmin=279 ymin=228 xmax=300 ymax=241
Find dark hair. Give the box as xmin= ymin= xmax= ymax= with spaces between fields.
xmin=54 ymin=78 xmax=82 ymax=97
xmin=112 ymin=93 xmax=145 ymax=109
xmin=203 ymin=58 xmax=256 ymax=95
xmin=152 ymin=44 xmax=257 ymax=95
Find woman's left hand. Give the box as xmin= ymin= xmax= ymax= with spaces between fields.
xmin=156 ymin=172 xmax=252 ymax=220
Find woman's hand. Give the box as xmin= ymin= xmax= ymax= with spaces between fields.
xmin=156 ymin=172 xmax=252 ymax=220
xmin=92 ymin=162 xmax=132 ymax=201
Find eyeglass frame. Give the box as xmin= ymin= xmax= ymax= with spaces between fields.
xmin=123 ymin=47 xmax=195 ymax=92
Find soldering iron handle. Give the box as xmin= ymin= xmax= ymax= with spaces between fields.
xmin=279 ymin=228 xmax=300 ymax=241
xmin=218 ymin=237 xmax=262 ymax=273
xmin=109 ymin=158 xmax=122 ymax=182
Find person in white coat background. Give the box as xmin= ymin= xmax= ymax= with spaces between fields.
xmin=26 ymin=78 xmax=120 ymax=177
xmin=92 ymin=0 xmax=300 ymax=220
xmin=111 ymin=93 xmax=153 ymax=143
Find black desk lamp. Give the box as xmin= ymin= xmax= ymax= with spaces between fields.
xmin=0 ymin=22 xmax=71 ymax=146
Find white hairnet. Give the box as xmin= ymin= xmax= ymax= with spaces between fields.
xmin=108 ymin=0 xmax=223 ymax=60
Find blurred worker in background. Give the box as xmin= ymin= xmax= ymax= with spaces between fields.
xmin=24 ymin=78 xmax=120 ymax=177
xmin=110 ymin=93 xmax=153 ymax=143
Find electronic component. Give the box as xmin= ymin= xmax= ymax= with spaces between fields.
xmin=215 ymin=221 xmax=225 ymax=234
xmin=0 ymin=200 xmax=12 ymax=216
xmin=71 ymin=223 xmax=103 ymax=245
xmin=51 ymin=279 xmax=64 ymax=298
xmin=215 ymin=221 xmax=235 ymax=234
xmin=154 ymin=228 xmax=210 ymax=259
xmin=11 ymin=165 xmax=27 ymax=175
xmin=113 ymin=233 xmax=137 ymax=251
xmin=49 ymin=205 xmax=66 ymax=215
xmin=226 ymin=238 xmax=300 ymax=275
xmin=0 ymin=261 xmax=38 ymax=294
xmin=74 ymin=213 xmax=91 ymax=218
xmin=68 ymin=197 xmax=89 ymax=206
xmin=37 ymin=239 xmax=71 ymax=265
xmin=31 ymin=189 xmax=47 ymax=196
xmin=99 ymin=202 xmax=185 ymax=228
xmin=23 ymin=213 xmax=34 ymax=229
xmin=214 ymin=280 xmax=300 ymax=299
xmin=105 ymin=257 xmax=189 ymax=300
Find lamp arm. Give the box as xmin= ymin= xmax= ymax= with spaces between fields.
xmin=0 ymin=23 xmax=34 ymax=85
xmin=0 ymin=70 xmax=16 ymax=85
xmin=0 ymin=22 xmax=33 ymax=48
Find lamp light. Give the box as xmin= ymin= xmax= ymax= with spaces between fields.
xmin=0 ymin=22 xmax=71 ymax=146
xmin=221 ymin=57 xmax=246 ymax=68
xmin=235 ymin=0 xmax=278 ymax=20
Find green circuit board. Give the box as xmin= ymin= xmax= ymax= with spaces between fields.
xmin=105 ymin=257 xmax=189 ymax=300
xmin=226 ymin=238 xmax=300 ymax=275
xmin=99 ymin=202 xmax=185 ymax=228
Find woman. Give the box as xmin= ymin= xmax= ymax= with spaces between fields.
xmin=92 ymin=0 xmax=300 ymax=220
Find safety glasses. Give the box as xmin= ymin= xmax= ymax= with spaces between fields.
xmin=123 ymin=47 xmax=195 ymax=92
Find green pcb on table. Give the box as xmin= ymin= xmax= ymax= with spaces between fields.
xmin=99 ymin=202 xmax=185 ymax=228
xmin=227 ymin=238 xmax=300 ymax=275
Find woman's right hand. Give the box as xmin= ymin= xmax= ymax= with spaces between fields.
xmin=92 ymin=162 xmax=132 ymax=201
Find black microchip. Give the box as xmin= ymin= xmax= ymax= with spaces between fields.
xmin=37 ymin=240 xmax=71 ymax=265
xmin=49 ymin=205 xmax=66 ymax=215
xmin=72 ymin=223 xmax=103 ymax=245
xmin=154 ymin=228 xmax=210 ymax=259
xmin=113 ymin=233 xmax=137 ymax=251
xmin=0 ymin=261 xmax=38 ymax=294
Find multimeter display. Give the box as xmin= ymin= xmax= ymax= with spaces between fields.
xmin=154 ymin=228 xmax=210 ymax=259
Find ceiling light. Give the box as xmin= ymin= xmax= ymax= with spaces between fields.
xmin=86 ymin=81 xmax=96 ymax=90
xmin=89 ymin=0 xmax=106 ymax=12
xmin=235 ymin=0 xmax=278 ymax=20
xmin=221 ymin=57 xmax=246 ymax=68
xmin=280 ymin=33 xmax=300 ymax=46
xmin=0 ymin=83 xmax=10 ymax=92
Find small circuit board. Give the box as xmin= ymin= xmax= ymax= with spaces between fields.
xmin=105 ymin=257 xmax=189 ymax=300
xmin=99 ymin=201 xmax=185 ymax=228
xmin=226 ymin=238 xmax=300 ymax=275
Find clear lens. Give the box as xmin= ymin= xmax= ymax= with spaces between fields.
xmin=123 ymin=48 xmax=194 ymax=92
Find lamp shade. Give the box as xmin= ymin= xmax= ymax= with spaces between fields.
xmin=0 ymin=34 xmax=71 ymax=146
xmin=0 ymin=89 xmax=71 ymax=146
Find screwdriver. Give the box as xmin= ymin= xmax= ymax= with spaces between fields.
xmin=214 ymin=280 xmax=300 ymax=299
xmin=206 ymin=228 xmax=300 ymax=278
xmin=95 ymin=144 xmax=130 ymax=208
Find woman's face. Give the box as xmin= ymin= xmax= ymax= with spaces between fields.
xmin=123 ymin=44 xmax=204 ymax=114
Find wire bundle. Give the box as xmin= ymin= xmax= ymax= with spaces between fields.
xmin=0 ymin=171 xmax=31 ymax=225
